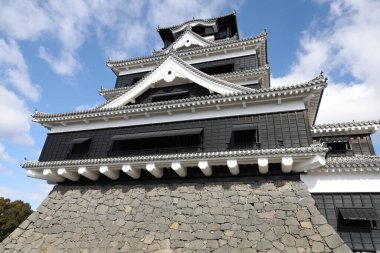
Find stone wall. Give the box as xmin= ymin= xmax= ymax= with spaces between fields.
xmin=0 ymin=179 xmax=352 ymax=253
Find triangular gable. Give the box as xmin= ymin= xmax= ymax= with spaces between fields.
xmin=101 ymin=55 xmax=249 ymax=109
xmin=164 ymin=30 xmax=214 ymax=53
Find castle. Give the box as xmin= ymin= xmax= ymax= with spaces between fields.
xmin=1 ymin=11 xmax=379 ymax=253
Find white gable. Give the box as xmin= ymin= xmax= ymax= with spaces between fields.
xmin=101 ymin=55 xmax=245 ymax=109
xmin=172 ymin=31 xmax=213 ymax=51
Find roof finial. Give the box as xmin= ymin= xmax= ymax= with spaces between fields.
xmin=193 ymin=16 xmax=195 ymax=20
xmin=232 ymin=9 xmax=237 ymax=15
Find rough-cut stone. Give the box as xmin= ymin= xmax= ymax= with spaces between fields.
xmin=0 ymin=180 xmax=349 ymax=252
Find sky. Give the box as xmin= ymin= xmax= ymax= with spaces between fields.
xmin=0 ymin=0 xmax=379 ymax=210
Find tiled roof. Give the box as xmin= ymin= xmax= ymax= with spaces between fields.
xmin=99 ymin=65 xmax=270 ymax=100
xmin=312 ymin=120 xmax=380 ymax=130
xmin=32 ymin=73 xmax=327 ymax=123
xmin=100 ymin=54 xmax=254 ymax=108
xmin=325 ymin=155 xmax=380 ymax=168
xmin=157 ymin=11 xmax=236 ymax=31
xmin=23 ymin=145 xmax=328 ymax=169
xmin=106 ymin=32 xmax=266 ymax=68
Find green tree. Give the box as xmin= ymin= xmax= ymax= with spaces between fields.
xmin=0 ymin=197 xmax=32 ymax=242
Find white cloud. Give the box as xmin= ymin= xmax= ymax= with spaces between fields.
xmin=0 ymin=39 xmax=41 ymax=101
xmin=272 ymin=0 xmax=380 ymax=126
xmin=0 ymin=86 xmax=33 ymax=144
xmin=0 ymin=1 xmax=51 ymax=40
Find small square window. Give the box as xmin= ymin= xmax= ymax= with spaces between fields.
xmin=67 ymin=137 xmax=92 ymax=159
xmin=229 ymin=124 xmax=260 ymax=149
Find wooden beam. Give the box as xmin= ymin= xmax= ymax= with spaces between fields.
xmin=227 ymin=159 xmax=239 ymax=175
xmin=57 ymin=168 xmax=80 ymax=181
xmin=146 ymin=163 xmax=163 ymax=178
xmin=258 ymin=158 xmax=269 ymax=174
xmin=122 ymin=165 xmax=141 ymax=179
xmin=27 ymin=170 xmax=49 ymax=180
xmin=171 ymin=162 xmax=187 ymax=177
xmin=281 ymin=157 xmax=293 ymax=173
xmin=198 ymin=161 xmax=212 ymax=176
xmin=78 ymin=167 xmax=99 ymax=181
xmin=99 ymin=166 xmax=120 ymax=180
xmin=43 ymin=169 xmax=65 ymax=182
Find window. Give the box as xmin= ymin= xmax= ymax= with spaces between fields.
xmin=215 ymin=24 xmax=231 ymax=40
xmin=200 ymin=64 xmax=234 ymax=75
xmin=337 ymin=207 xmax=379 ymax=232
xmin=151 ymin=91 xmax=190 ymax=103
xmin=322 ymin=136 xmax=353 ymax=156
xmin=132 ymin=77 xmax=142 ymax=84
xmin=229 ymin=124 xmax=260 ymax=149
xmin=67 ymin=137 xmax=92 ymax=159
xmin=109 ymin=128 xmax=204 ymax=156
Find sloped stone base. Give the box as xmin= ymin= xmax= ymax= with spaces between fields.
xmin=0 ymin=180 xmax=352 ymax=252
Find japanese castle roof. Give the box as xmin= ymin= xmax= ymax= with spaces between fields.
xmin=106 ymin=31 xmax=267 ymax=75
xmin=157 ymin=11 xmax=236 ymax=32
xmin=100 ymin=65 xmax=270 ymax=100
xmin=32 ymin=72 xmax=327 ymax=126
xmin=311 ymin=119 xmax=380 ymax=135
xmin=308 ymin=155 xmax=380 ymax=174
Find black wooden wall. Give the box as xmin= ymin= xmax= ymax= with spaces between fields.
xmin=39 ymin=110 xmax=311 ymax=161
xmin=135 ymin=83 xmax=210 ymax=104
xmin=313 ymin=193 xmax=380 ymax=252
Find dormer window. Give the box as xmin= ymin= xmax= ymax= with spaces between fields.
xmin=229 ymin=124 xmax=260 ymax=149
xmin=337 ymin=207 xmax=379 ymax=232
xmin=200 ymin=64 xmax=234 ymax=75
xmin=322 ymin=137 xmax=354 ymax=157
xmin=151 ymin=90 xmax=189 ymax=103
xmin=67 ymin=137 xmax=92 ymax=159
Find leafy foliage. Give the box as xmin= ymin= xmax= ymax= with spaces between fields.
xmin=0 ymin=197 xmax=32 ymax=242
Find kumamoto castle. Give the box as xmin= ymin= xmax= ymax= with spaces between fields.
xmin=2 ymin=11 xmax=380 ymax=253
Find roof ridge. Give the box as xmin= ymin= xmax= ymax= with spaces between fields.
xmin=33 ymin=74 xmax=327 ymax=119
xmin=23 ymin=145 xmax=328 ymax=169
xmin=312 ymin=119 xmax=380 ymax=129
xmin=156 ymin=11 xmax=236 ymax=31
xmin=106 ymin=32 xmax=267 ymax=67
xmin=100 ymin=65 xmax=271 ymax=97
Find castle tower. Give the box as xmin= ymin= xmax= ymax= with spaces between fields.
xmin=2 ymin=11 xmax=378 ymax=252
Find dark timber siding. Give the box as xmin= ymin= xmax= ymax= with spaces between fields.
xmin=135 ymin=83 xmax=210 ymax=104
xmin=192 ymin=54 xmax=258 ymax=72
xmin=39 ymin=110 xmax=311 ymax=161
xmin=313 ymin=193 xmax=380 ymax=252
xmin=114 ymin=55 xmax=258 ymax=88
xmin=115 ymin=71 xmax=149 ymax=88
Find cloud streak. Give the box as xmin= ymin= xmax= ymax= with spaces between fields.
xmin=272 ymin=0 xmax=380 ymax=126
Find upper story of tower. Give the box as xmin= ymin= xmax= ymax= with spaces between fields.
xmin=157 ymin=11 xmax=239 ymax=49
xmin=106 ymin=11 xmax=269 ymax=93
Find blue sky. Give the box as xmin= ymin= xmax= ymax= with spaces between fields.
xmin=0 ymin=0 xmax=379 ymax=209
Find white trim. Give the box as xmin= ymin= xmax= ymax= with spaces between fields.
xmin=118 ymin=49 xmax=257 ymax=76
xmin=49 ymin=99 xmax=305 ymax=133
xmin=171 ymin=32 xmax=212 ymax=50
xmin=171 ymin=20 xmax=217 ymax=34
xmin=236 ymin=80 xmax=259 ymax=86
xmin=103 ymin=56 xmax=243 ymax=109
xmin=301 ymin=173 xmax=380 ymax=193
